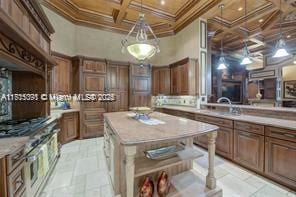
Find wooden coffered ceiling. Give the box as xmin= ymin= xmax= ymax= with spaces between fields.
xmin=205 ymin=0 xmax=296 ymax=57
xmin=42 ymin=0 xmax=296 ymax=57
xmin=41 ymin=0 xmax=222 ymax=36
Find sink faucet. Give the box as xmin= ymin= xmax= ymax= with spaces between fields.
xmin=217 ymin=97 xmax=233 ymax=113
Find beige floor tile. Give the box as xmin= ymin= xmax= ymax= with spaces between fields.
xmin=218 ymin=174 xmax=257 ymax=197
xmin=245 ymin=175 xmax=268 ymax=190
xmin=100 ymin=184 xmax=114 ymax=197
xmin=84 ymin=188 xmax=101 ymax=197
xmin=219 ymin=162 xmax=253 ymax=180
xmin=43 ymin=171 xmax=73 ymax=191
xmin=71 ymin=174 xmax=87 ymax=186
xmin=51 ymin=183 xmax=85 ymax=196
xmin=74 ymin=156 xmax=99 ymax=176
xmin=85 ymin=170 xmax=110 ymax=189
xmin=251 ymin=185 xmax=289 ymax=197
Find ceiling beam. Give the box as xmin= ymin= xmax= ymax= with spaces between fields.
xmin=115 ymin=0 xmax=133 ymax=25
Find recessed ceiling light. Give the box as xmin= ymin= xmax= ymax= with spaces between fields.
xmin=258 ymin=19 xmax=264 ymax=23
xmin=238 ymin=7 xmax=243 ymax=11
xmin=160 ymin=0 xmax=165 ymax=5
xmin=287 ymin=35 xmax=291 ymax=38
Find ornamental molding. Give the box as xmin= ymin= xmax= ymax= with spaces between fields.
xmin=0 ymin=33 xmax=45 ymax=72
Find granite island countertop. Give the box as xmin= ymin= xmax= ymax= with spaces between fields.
xmin=157 ymin=105 xmax=296 ymax=131
xmin=104 ymin=111 xmax=219 ymax=145
xmin=0 ymin=137 xmax=29 ymax=159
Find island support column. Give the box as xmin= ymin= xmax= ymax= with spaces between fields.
xmin=124 ymin=146 xmax=137 ymax=197
xmin=206 ymin=131 xmax=217 ymax=189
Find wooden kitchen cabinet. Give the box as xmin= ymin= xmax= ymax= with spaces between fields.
xmin=170 ymin=58 xmax=198 ymax=96
xmin=106 ymin=61 xmax=129 ymax=112
xmin=52 ymin=55 xmax=72 ymax=94
xmin=265 ymin=137 xmax=296 ymax=190
xmin=130 ymin=64 xmax=151 ymax=107
xmin=152 ymin=66 xmax=170 ymax=95
xmin=83 ymin=121 xmax=104 ymax=138
xmin=59 ymin=112 xmax=79 ymax=144
xmin=83 ymin=59 xmax=106 ymax=74
xmin=234 ymin=129 xmax=264 ymax=172
xmin=83 ymin=73 xmax=106 ymax=93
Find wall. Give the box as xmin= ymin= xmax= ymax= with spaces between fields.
xmin=43 ymin=7 xmax=75 ymax=56
xmin=43 ymin=6 xmax=200 ymax=65
xmin=151 ymin=19 xmax=200 ymax=65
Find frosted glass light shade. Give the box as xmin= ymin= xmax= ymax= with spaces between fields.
xmin=241 ymin=56 xmax=253 ymax=65
xmin=127 ymin=43 xmax=157 ymax=61
xmin=217 ymin=56 xmax=227 ymax=70
xmin=273 ymin=39 xmax=290 ymax=58
xmin=273 ymin=48 xmax=289 ymax=58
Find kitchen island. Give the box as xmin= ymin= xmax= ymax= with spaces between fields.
xmin=103 ymin=111 xmax=221 ymax=197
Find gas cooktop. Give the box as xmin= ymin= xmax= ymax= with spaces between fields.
xmin=0 ymin=117 xmax=50 ymax=138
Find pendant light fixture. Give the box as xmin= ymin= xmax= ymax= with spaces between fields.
xmin=273 ymin=0 xmax=290 ymax=58
xmin=121 ymin=0 xmax=160 ymax=62
xmin=240 ymin=0 xmax=253 ymax=65
xmin=217 ymin=3 xmax=227 ymax=70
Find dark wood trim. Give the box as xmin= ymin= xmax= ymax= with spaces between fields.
xmin=170 ymin=57 xmax=189 ymax=67
xmin=51 ymin=51 xmax=72 ymax=60
xmin=106 ymin=59 xmax=130 ymax=66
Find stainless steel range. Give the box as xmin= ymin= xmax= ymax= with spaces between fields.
xmin=0 ymin=117 xmax=60 ymax=197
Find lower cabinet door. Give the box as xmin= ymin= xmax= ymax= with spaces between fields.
xmin=84 ymin=121 xmax=104 ymax=138
xmin=63 ymin=113 xmax=79 ymax=143
xmin=234 ymin=130 xmax=264 ymax=172
xmin=216 ymin=127 xmax=233 ymax=159
xmin=265 ymin=137 xmax=296 ymax=190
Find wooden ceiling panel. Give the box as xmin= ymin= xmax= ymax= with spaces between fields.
xmin=132 ymin=0 xmax=192 ymax=15
xmin=71 ymin=0 xmax=116 ymax=15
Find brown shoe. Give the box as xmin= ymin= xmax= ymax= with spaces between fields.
xmin=139 ymin=177 xmax=154 ymax=197
xmin=157 ymin=171 xmax=170 ymax=197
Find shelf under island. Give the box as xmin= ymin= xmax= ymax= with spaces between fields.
xmin=103 ymin=111 xmax=222 ymax=197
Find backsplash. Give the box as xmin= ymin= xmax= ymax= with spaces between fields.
xmin=152 ymin=96 xmax=197 ymax=107
xmin=0 ymin=69 xmax=12 ymax=122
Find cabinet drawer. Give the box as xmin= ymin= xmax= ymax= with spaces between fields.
xmin=7 ymin=161 xmax=26 ymax=197
xmin=234 ymin=121 xmax=264 ymax=135
xmin=265 ymin=126 xmax=296 ymax=143
xmin=63 ymin=112 xmax=78 ymax=118
xmin=84 ymin=121 xmax=104 ymax=138
xmin=195 ymin=114 xmax=233 ymax=128
xmin=83 ymin=101 xmax=106 ymax=110
xmin=84 ymin=110 xmax=104 ymax=121
xmin=6 ymin=147 xmax=25 ymax=175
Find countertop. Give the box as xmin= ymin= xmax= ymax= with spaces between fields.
xmin=203 ymin=103 xmax=296 ymax=113
xmin=0 ymin=137 xmax=29 ymax=159
xmin=157 ymin=105 xmax=296 ymax=130
xmin=50 ymin=108 xmax=80 ymax=119
xmin=104 ymin=111 xmax=219 ymax=145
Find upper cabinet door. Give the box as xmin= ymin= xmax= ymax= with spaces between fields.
xmin=84 ymin=73 xmax=106 ymax=93
xmin=52 ymin=56 xmax=72 ymax=94
xmin=158 ymin=68 xmax=170 ymax=95
xmin=107 ymin=65 xmax=118 ymax=92
xmin=118 ymin=66 xmax=129 ymax=92
xmin=83 ymin=60 xmax=106 ymax=74
xmin=152 ymin=69 xmax=160 ymax=96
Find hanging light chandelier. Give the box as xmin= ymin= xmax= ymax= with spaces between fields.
xmin=121 ymin=0 xmax=160 ymax=62
xmin=273 ymin=0 xmax=290 ymax=58
xmin=217 ymin=3 xmax=227 ymax=70
xmin=240 ymin=0 xmax=253 ymax=65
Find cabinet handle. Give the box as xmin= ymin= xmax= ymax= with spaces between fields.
xmin=271 ymin=131 xmax=296 ymax=138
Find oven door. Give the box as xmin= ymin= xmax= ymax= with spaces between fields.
xmin=24 ymin=147 xmax=42 ymax=196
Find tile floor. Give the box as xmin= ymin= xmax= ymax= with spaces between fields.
xmin=40 ymin=138 xmax=295 ymax=197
